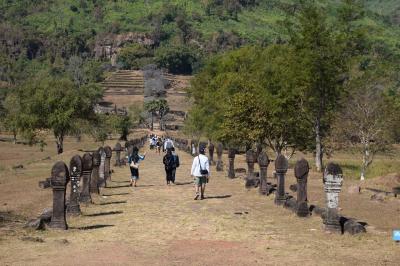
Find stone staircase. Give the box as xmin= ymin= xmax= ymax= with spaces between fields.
xmin=101 ymin=70 xmax=144 ymax=96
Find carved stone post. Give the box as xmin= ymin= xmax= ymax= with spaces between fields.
xmin=104 ymin=146 xmax=112 ymax=184
xmin=67 ymin=155 xmax=82 ymax=215
xmin=323 ymin=163 xmax=343 ymax=233
xmin=49 ymin=162 xmax=70 ymax=230
xmin=294 ymin=158 xmax=310 ymax=217
xmin=90 ymin=151 xmax=100 ymax=194
xmin=246 ymin=150 xmax=255 ymax=180
xmin=80 ymin=153 xmax=92 ymax=204
xmin=274 ymin=155 xmax=288 ymax=205
xmin=216 ymin=143 xmax=223 ymax=171
xmin=208 ymin=143 xmax=215 ymax=165
xmin=258 ymin=152 xmax=269 ymax=195
xmin=227 ymin=148 xmax=236 ymax=179
xmin=255 ymin=143 xmax=262 ymax=163
xmin=115 ymin=142 xmax=122 ymax=166
xmin=98 ymin=147 xmax=106 ymax=187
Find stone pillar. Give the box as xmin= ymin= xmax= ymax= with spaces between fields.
xmin=208 ymin=143 xmax=215 ymax=165
xmin=323 ymin=162 xmax=343 ymax=233
xmin=90 ymin=151 xmax=101 ymax=194
xmin=258 ymin=152 xmax=269 ymax=195
xmin=98 ymin=147 xmax=106 ymax=187
xmin=227 ymin=148 xmax=236 ymax=179
xmin=216 ymin=143 xmax=223 ymax=171
xmin=294 ymin=158 xmax=310 ymax=217
xmin=255 ymin=143 xmax=262 ymax=163
xmin=104 ymin=146 xmax=112 ymax=184
xmin=274 ymin=154 xmax=288 ymax=205
xmin=246 ymin=150 xmax=255 ymax=180
xmin=67 ymin=155 xmax=82 ymax=215
xmin=49 ymin=162 xmax=70 ymax=230
xmin=80 ymin=153 xmax=92 ymax=204
xmin=115 ymin=142 xmax=122 ymax=166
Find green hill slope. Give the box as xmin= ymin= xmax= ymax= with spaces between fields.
xmin=0 ymin=0 xmax=399 ymax=76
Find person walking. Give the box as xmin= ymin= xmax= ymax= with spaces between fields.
xmin=163 ymin=148 xmax=175 ymax=185
xmin=171 ymin=147 xmax=180 ymax=184
xmin=191 ymin=145 xmax=210 ymax=200
xmin=128 ymin=147 xmax=146 ymax=187
xmin=164 ymin=138 xmax=174 ymax=151
xmin=156 ymin=137 xmax=162 ymax=155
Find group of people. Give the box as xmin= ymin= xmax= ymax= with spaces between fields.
xmin=149 ymin=135 xmax=175 ymax=155
xmin=127 ymin=135 xmax=210 ymax=200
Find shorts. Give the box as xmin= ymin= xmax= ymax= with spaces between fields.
xmin=194 ymin=176 xmax=207 ymax=185
xmin=131 ymin=175 xmax=139 ymax=180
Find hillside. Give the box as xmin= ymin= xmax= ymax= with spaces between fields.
xmin=1 ymin=0 xmax=400 ymax=77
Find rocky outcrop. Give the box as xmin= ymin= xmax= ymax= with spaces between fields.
xmin=94 ymin=32 xmax=154 ymax=66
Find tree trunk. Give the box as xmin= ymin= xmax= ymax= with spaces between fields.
xmin=13 ymin=130 xmax=17 ymax=144
xmin=159 ymin=114 xmax=163 ymax=131
xmin=56 ymin=134 xmax=64 ymax=154
xmin=150 ymin=113 xmax=154 ymax=131
xmin=361 ymin=141 xmax=370 ymax=181
xmin=315 ymin=120 xmax=323 ymax=172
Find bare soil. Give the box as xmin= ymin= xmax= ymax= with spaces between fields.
xmin=0 ymin=135 xmax=399 ymax=265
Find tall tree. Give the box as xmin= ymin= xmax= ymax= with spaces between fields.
xmin=290 ymin=1 xmax=347 ymax=171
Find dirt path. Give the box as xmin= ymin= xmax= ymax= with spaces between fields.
xmin=0 ymin=145 xmax=399 ymax=265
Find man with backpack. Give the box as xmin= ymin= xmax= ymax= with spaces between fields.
xmin=163 ymin=148 xmax=175 ymax=185
xmin=191 ymin=145 xmax=210 ymax=200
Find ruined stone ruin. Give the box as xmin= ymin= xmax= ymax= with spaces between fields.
xmin=98 ymin=147 xmax=106 ymax=187
xmin=208 ymin=142 xmax=215 ymax=165
xmin=48 ymin=162 xmax=70 ymax=230
xmin=80 ymin=153 xmax=93 ymax=204
xmin=258 ymin=152 xmax=270 ymax=195
xmin=104 ymin=146 xmax=113 ymax=185
xmin=323 ymin=162 xmax=343 ymax=233
xmin=274 ymin=155 xmax=288 ymax=205
xmin=90 ymin=151 xmax=101 ymax=194
xmin=115 ymin=142 xmax=122 ymax=166
xmin=227 ymin=148 xmax=236 ymax=179
xmin=67 ymin=155 xmax=82 ymax=216
xmin=294 ymin=158 xmax=310 ymax=217
xmin=216 ymin=143 xmax=224 ymax=171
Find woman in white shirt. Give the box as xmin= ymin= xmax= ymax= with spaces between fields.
xmin=191 ymin=145 xmax=210 ymax=200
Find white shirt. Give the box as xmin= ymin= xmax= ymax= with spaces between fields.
xmin=164 ymin=139 xmax=174 ymax=149
xmin=191 ymin=154 xmax=210 ymax=177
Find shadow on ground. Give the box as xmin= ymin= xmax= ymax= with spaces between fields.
xmin=96 ymin=201 xmax=127 ymax=206
xmin=84 ymin=211 xmax=123 ymax=217
xmin=70 ymin=224 xmax=115 ymax=230
xmin=102 ymin=193 xmax=130 ymax=196
xmin=205 ymin=195 xmax=232 ymax=199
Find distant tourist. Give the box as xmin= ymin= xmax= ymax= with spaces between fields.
xmin=156 ymin=137 xmax=162 ymax=155
xmin=128 ymin=147 xmax=146 ymax=187
xmin=171 ymin=147 xmax=180 ymax=184
xmin=163 ymin=148 xmax=175 ymax=185
xmin=191 ymin=145 xmax=210 ymax=200
xmin=164 ymin=137 xmax=174 ymax=151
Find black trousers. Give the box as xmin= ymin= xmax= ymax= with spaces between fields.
xmin=171 ymin=168 xmax=176 ymax=183
xmin=165 ymin=169 xmax=174 ymax=183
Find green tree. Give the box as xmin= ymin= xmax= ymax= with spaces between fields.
xmin=3 ymin=93 xmax=20 ymax=144
xmin=156 ymin=99 xmax=169 ymax=131
xmin=144 ymin=100 xmax=159 ymax=131
xmin=16 ymin=76 xmax=102 ymax=154
xmin=290 ymin=1 xmax=347 ymax=171
xmin=118 ymin=44 xmax=153 ymax=70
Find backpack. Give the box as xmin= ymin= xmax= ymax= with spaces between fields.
xmin=164 ymin=155 xmax=175 ymax=170
xmin=174 ymin=155 xmax=180 ymax=168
